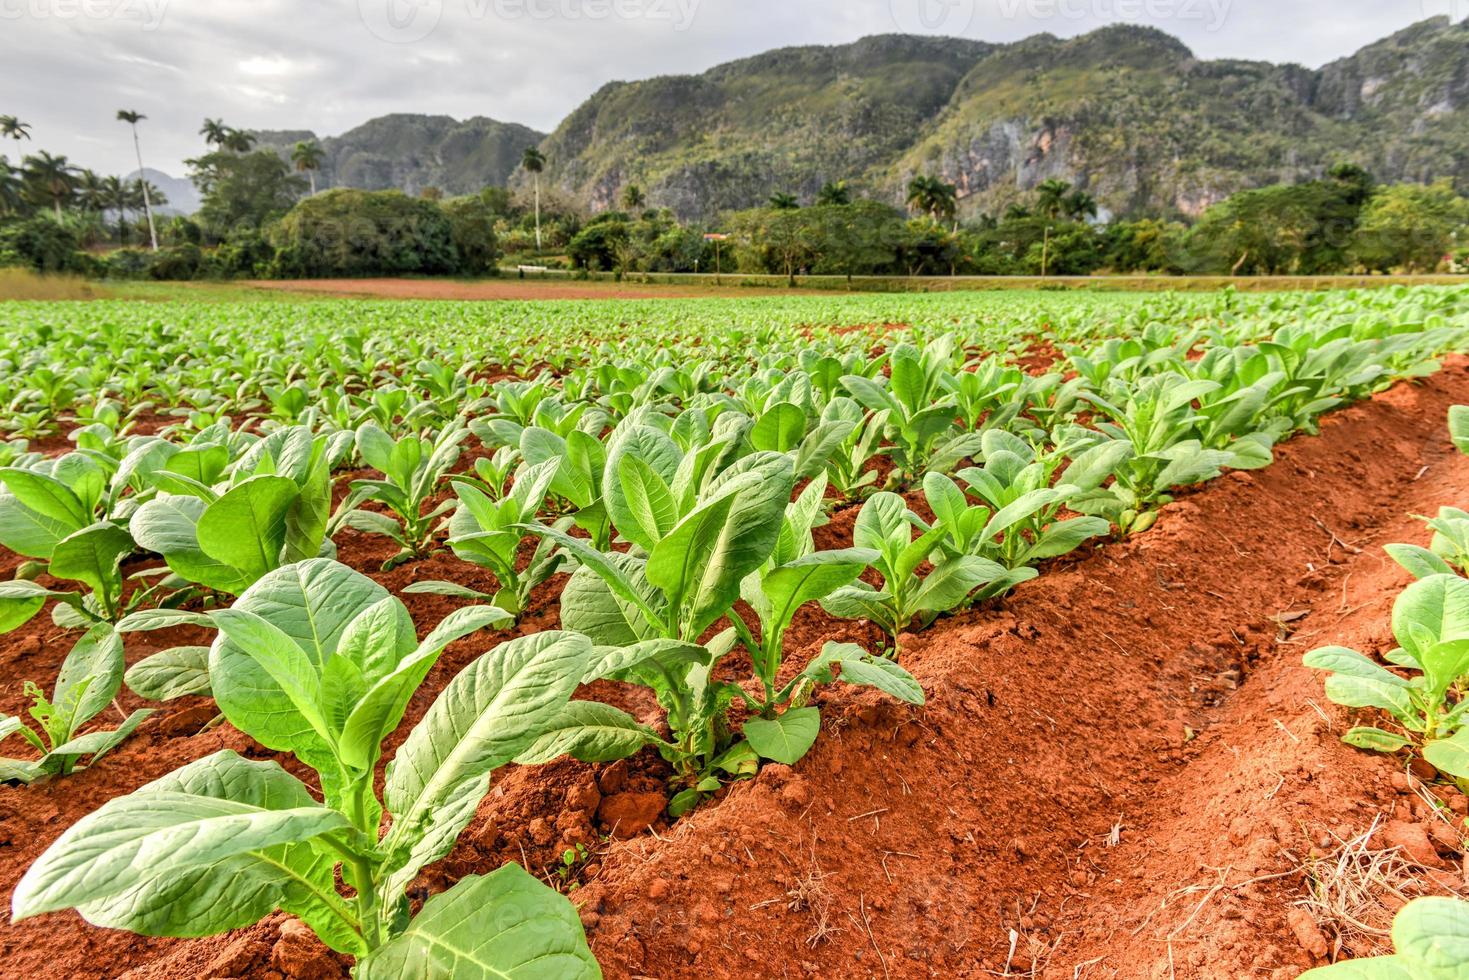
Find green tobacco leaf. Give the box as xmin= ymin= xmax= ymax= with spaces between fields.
xmin=49 ymin=522 xmax=134 ymax=606
xmin=52 ymin=625 xmax=126 ymax=740
xmin=126 ymin=647 xmax=214 ymax=701
xmin=0 ymin=578 xmax=50 ymax=634
xmin=379 ymin=631 xmax=592 ymax=903
xmin=1424 ymin=730 xmax=1469 ymax=779
xmin=210 ymin=560 xmax=387 ymax=787
xmin=131 ymin=496 xmax=253 ymax=596
xmin=0 ymin=489 xmax=75 ymax=558
xmin=197 ymin=476 xmax=299 ymax=585
xmin=12 ymin=750 xmax=359 ymax=952
xmin=514 ymin=701 xmax=661 ymax=765
xmin=1393 ymin=896 xmax=1469 ymax=972
xmin=356 ymin=864 xmax=600 ymax=980
xmin=1342 ymin=728 xmax=1412 ymax=753
xmin=743 ymin=706 xmax=820 ymax=765
xmin=0 ymin=467 xmax=90 ymax=529
xmin=116 ymin=608 xmax=216 ymax=633
xmin=830 ymin=654 xmax=925 ymax=705
xmin=911 ymin=556 xmax=1005 ymax=614
xmin=1393 ymin=574 xmax=1469 ymax=662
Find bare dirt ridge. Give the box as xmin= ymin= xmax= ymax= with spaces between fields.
xmin=2 ymin=366 xmax=1468 ymax=979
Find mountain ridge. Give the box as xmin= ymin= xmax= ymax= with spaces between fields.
xmin=167 ymin=18 xmax=1467 ymax=221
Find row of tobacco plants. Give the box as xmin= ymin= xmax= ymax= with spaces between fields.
xmin=0 ymin=285 xmax=1465 ymax=977
xmin=1303 ymin=405 xmax=1469 ymax=977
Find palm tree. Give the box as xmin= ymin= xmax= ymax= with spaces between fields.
xmin=200 ymin=118 xmax=229 ymax=149
xmin=223 ymin=128 xmax=257 ymax=153
xmin=23 ymin=151 xmax=78 ymax=222
xmin=768 ymin=192 xmax=799 ymax=210
xmin=906 ymin=175 xmax=958 ymax=227
xmin=291 ymin=140 xmax=325 ymax=196
xmin=100 ymin=174 xmax=129 ymax=243
xmin=1063 ymin=189 xmax=1098 ymax=223
xmin=117 ymin=109 xmax=159 ymax=250
xmin=521 ymin=146 xmax=546 ymax=252
xmin=0 ymin=116 xmax=30 ymax=141
xmin=1035 ymin=179 xmax=1071 ymax=221
xmin=0 ymin=157 xmax=22 ymax=216
xmin=816 ymin=180 xmax=851 ymax=206
xmin=621 ymin=183 xmax=646 ymax=211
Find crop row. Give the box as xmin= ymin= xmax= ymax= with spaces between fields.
xmin=0 ymin=286 xmax=1466 ymax=977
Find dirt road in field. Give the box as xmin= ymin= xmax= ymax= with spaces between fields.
xmin=3 ymin=367 xmax=1468 ymax=980
xmin=243 ymin=277 xmax=789 ymax=301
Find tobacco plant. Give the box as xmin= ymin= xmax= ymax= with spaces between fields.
xmin=1299 ymin=896 xmax=1469 ymax=978
xmin=822 ymin=492 xmax=1006 ymax=654
xmin=1305 ymin=573 xmax=1469 ymax=781
xmin=12 ymin=559 xmax=599 ymax=978
xmin=406 ymin=459 xmax=566 ymax=619
xmin=0 ymin=625 xmax=153 ymax=784
xmin=340 ymin=420 xmax=469 ymax=568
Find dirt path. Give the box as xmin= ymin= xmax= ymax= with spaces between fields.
xmin=242 ymin=278 xmax=791 ymax=301
xmin=2 ymin=366 xmax=1467 ymax=979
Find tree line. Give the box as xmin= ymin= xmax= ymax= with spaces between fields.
xmin=1 ymin=112 xmax=1465 ymax=281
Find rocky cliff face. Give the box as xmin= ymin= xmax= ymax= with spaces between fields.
xmin=253 ymin=114 xmax=545 ymax=197
xmin=244 ymin=18 xmax=1468 ymax=220
xmin=535 ymin=18 xmax=1469 ymax=221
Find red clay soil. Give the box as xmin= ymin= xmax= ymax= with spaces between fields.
xmin=3 ymin=365 xmax=1469 ymax=979
xmin=243 ymin=278 xmax=789 ymax=301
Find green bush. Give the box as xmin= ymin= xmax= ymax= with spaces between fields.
xmin=268 ymin=188 xmax=459 ymax=278
xmin=0 ymin=218 xmax=86 ymax=274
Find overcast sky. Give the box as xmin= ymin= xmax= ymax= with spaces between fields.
xmin=1 ymin=0 xmax=1460 ymax=176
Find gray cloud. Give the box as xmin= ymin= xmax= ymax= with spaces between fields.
xmin=0 ymin=0 xmax=1456 ymax=176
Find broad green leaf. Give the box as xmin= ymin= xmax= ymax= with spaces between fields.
xmin=210 ymin=560 xmax=387 ymax=791
xmin=0 ymin=467 xmax=89 ymax=529
xmin=49 ymin=522 xmax=134 ymax=605
xmin=12 ymin=751 xmax=358 ymax=952
xmin=0 ymin=578 xmax=49 ymax=634
xmin=911 ymin=556 xmax=1005 ymax=613
xmin=379 ymin=631 xmax=592 ymax=901
xmin=830 ymin=654 xmax=925 ymax=705
xmin=1393 ymin=575 xmax=1469 ymax=661
xmin=356 ymin=864 xmax=600 ymax=980
xmin=744 ymin=707 xmax=820 ymax=765
xmin=1425 ymin=730 xmax=1469 ymax=779
xmin=514 ymin=701 xmax=661 ymax=765
xmin=0 ymin=490 xmax=73 ymax=558
xmin=116 ymin=607 xmax=216 ymax=633
xmin=1394 ymin=896 xmax=1469 ymax=972
xmin=131 ymin=495 xmax=253 ymax=596
xmin=197 ymin=476 xmax=299 ymax=585
xmin=617 ymin=454 xmax=678 ymax=553
xmin=126 ymin=646 xmax=213 ymax=701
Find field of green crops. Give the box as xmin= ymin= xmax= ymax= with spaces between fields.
xmin=2 ymin=284 xmax=1469 ymax=978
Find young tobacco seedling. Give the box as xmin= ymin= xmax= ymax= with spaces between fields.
xmin=12 ymin=559 xmax=600 ymax=978
xmin=731 ymin=476 xmax=925 ymax=764
xmin=920 ymin=430 xmax=1123 ymax=579
xmin=841 ymin=338 xmax=983 ymax=488
xmin=0 ymin=625 xmax=153 ymax=783
xmin=822 ymin=492 xmax=1007 ymax=655
xmin=340 ymin=421 xmax=469 ymax=569
xmin=1299 ymin=896 xmax=1469 ymax=978
xmin=1304 ymin=573 xmax=1469 ymax=782
xmin=819 ymin=397 xmax=888 ymax=503
xmin=405 ymin=459 xmax=566 ymax=620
